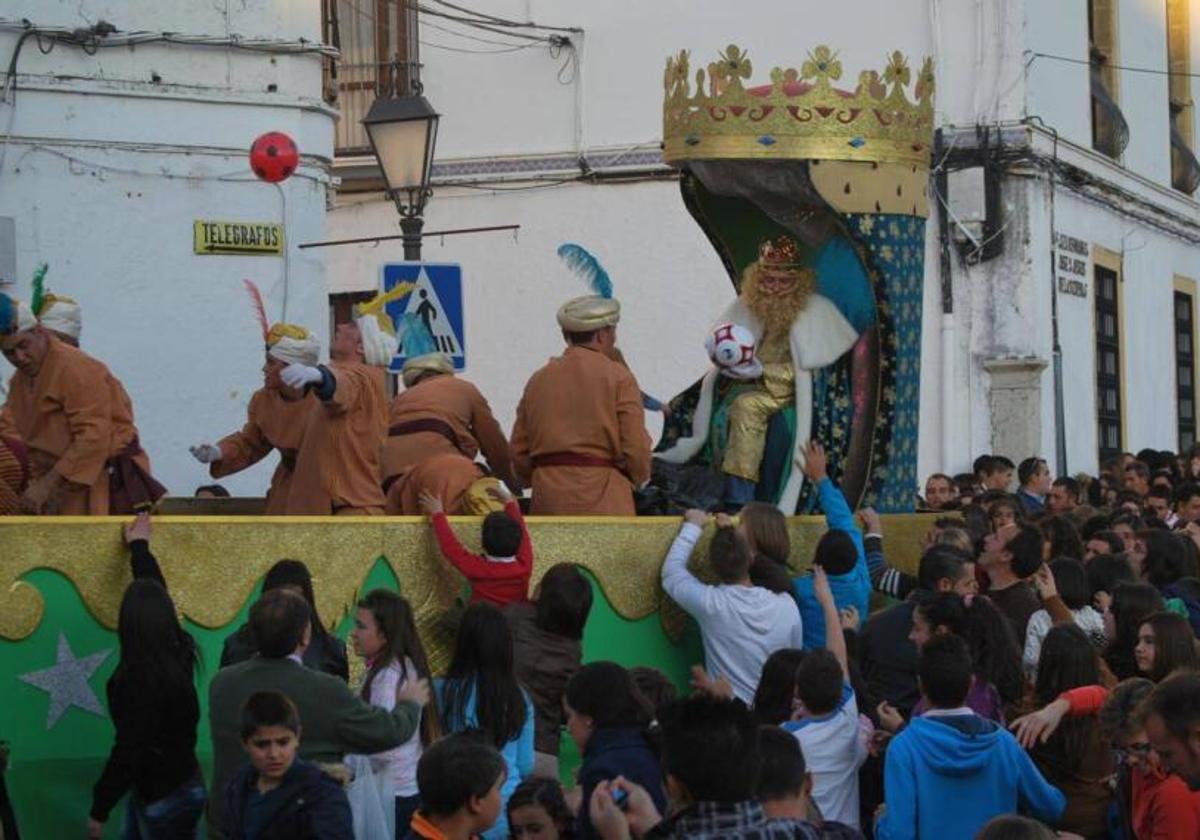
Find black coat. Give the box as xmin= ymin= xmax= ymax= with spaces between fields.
xmin=224 ymin=758 xmax=352 ymax=840
xmin=859 ymin=590 xmax=932 ymax=717
xmin=220 ymin=622 xmax=349 ymax=682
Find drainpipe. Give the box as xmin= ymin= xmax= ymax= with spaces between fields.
xmin=934 ymin=128 xmax=957 ymax=473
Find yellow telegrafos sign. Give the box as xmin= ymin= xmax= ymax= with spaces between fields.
xmin=193 ymin=220 xmax=284 ymax=255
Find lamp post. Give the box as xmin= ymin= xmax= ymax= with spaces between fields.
xmin=362 ymin=91 xmax=440 ymax=261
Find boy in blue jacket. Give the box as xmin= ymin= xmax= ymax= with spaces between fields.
xmin=791 ymin=442 xmax=870 ymax=649
xmin=876 ymin=634 xmax=1065 ymax=840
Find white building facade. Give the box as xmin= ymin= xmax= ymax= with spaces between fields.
xmin=0 ymin=1 xmax=334 ymax=497
xmin=4 ymin=1 xmax=1199 ymax=499
xmin=326 ymin=0 xmax=1200 ymax=495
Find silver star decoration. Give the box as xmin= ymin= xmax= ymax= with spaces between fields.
xmin=18 ymin=631 xmax=111 ymax=728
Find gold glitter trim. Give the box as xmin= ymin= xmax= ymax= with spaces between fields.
xmin=0 ymin=516 xmax=933 ymax=658
xmin=663 ymin=45 xmax=935 ymax=171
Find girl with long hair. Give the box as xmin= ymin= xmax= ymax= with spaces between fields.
xmin=1102 ymin=582 xmax=1165 ymax=680
xmin=351 ymin=589 xmax=441 ymax=836
xmin=564 ymin=662 xmax=666 ymax=840
xmin=909 ymin=592 xmax=1024 ymax=720
xmin=89 ymin=517 xmax=205 ymax=838
xmin=737 ymin=502 xmax=794 ymax=594
xmin=1133 ymin=611 xmax=1199 ymax=682
xmin=438 ymin=603 xmax=534 ymax=840
xmin=221 ymin=558 xmax=349 ymax=680
xmin=1027 ymin=625 xmax=1113 ymax=838
xmin=752 ymin=649 xmax=808 ymax=726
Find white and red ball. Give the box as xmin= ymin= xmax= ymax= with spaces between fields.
xmin=249 ymin=131 xmax=299 ymax=183
xmin=705 ymin=322 xmax=762 ymax=379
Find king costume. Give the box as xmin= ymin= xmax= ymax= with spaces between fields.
xmin=656 ymin=236 xmax=859 ymax=511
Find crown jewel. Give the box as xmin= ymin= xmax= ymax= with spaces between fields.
xmin=663 ymin=44 xmax=935 ymax=170
xmin=758 ymin=235 xmax=803 ymax=269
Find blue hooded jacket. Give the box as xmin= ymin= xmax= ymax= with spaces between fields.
xmin=876 ymin=714 xmax=1065 ymax=840
xmin=792 ymin=478 xmax=870 ymax=650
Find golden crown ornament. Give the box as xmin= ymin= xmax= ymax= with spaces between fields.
xmin=663 ymin=44 xmax=935 ymax=171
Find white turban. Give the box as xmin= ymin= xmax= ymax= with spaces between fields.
xmin=268 ymin=335 xmax=320 ymax=366
xmin=0 ymin=293 xmax=37 ymax=348
xmin=38 ymin=297 xmax=82 ymax=341
xmin=357 ymin=315 xmax=399 ymax=368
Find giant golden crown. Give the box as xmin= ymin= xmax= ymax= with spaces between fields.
xmin=663 ymin=45 xmax=935 ymax=171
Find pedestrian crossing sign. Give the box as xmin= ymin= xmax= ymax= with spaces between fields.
xmin=381 ymin=262 xmax=465 ymax=372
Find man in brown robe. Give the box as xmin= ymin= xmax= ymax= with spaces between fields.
xmin=280 ymin=312 xmax=395 ymax=515
xmin=0 ymin=434 xmax=29 ymax=515
xmin=189 ymin=324 xmax=318 ymax=514
xmin=0 ymin=293 xmax=163 ymax=514
xmin=510 ymin=295 xmax=651 ymax=515
xmin=382 ymin=349 xmax=516 ymax=503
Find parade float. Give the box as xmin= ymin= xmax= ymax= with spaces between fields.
xmin=0 ymin=43 xmax=934 ymax=837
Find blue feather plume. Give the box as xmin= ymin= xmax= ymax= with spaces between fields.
xmin=399 ymin=313 xmax=439 ymax=357
xmin=0 ymin=293 xmax=14 ymax=335
xmin=556 ymin=243 xmax=613 ymax=299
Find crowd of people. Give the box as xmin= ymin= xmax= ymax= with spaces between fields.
xmin=49 ymin=439 xmax=1200 ymax=840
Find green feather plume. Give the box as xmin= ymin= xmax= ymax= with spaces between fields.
xmin=30 ymin=264 xmax=48 ymax=315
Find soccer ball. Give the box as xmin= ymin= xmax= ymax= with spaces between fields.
xmin=249 ymin=131 xmax=299 ymax=183
xmin=706 ymin=322 xmax=762 ymax=379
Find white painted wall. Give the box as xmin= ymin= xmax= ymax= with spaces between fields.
xmin=0 ymin=0 xmax=334 ymax=497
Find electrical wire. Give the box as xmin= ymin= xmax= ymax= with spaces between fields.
xmin=409 ymin=4 xmax=552 ymax=42
xmin=0 ymin=19 xmax=339 ymax=57
xmin=427 ymin=0 xmax=581 ymax=33
xmin=1028 ymin=50 xmax=1200 ymax=79
xmin=419 ymin=38 xmax=538 ymax=55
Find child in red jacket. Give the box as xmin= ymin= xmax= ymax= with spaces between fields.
xmin=420 ymin=484 xmax=532 ymax=607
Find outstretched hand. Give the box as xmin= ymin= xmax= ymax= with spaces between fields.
xmin=858 ymin=506 xmax=882 ymax=534
xmin=124 ymin=512 xmax=152 ymax=544
xmin=689 ymin=664 xmax=734 ymax=699
xmin=812 ymin=564 xmax=834 ymax=607
xmin=683 ymin=508 xmax=710 ymax=527
xmin=418 ymin=490 xmax=444 ymax=515
xmin=1009 ymin=698 xmax=1069 ymax=749
xmin=801 ymin=441 xmax=828 ymax=483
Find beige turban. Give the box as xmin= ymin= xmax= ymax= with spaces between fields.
xmin=557 ymin=295 xmax=621 ymax=332
xmin=266 ymin=322 xmax=320 ymax=366
xmin=357 ymin=315 xmax=399 ymax=368
xmin=401 ymin=352 xmax=454 ymax=386
xmin=0 ymin=293 xmax=37 ymax=349
xmin=38 ymin=294 xmax=82 ymax=341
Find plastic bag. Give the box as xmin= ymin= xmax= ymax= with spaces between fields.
xmin=345 ymin=753 xmax=395 ymax=840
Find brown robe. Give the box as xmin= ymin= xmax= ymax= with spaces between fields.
xmin=285 ymin=360 xmax=389 ymax=515
xmin=0 ymin=337 xmax=155 ymax=514
xmin=385 ymin=450 xmax=485 ymax=515
xmin=510 ymin=345 xmax=651 ymax=515
xmin=209 ymin=387 xmax=314 ymax=514
xmin=382 ymin=374 xmax=515 ymax=489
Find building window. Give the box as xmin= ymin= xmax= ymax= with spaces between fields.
xmin=1095 ymin=263 xmax=1123 ymax=462
xmin=1168 ymin=0 xmax=1199 ymax=194
xmin=1178 ymin=291 xmax=1197 ymax=450
xmin=1088 ymin=0 xmax=1129 ymax=159
xmin=322 ymin=0 xmax=418 ymax=156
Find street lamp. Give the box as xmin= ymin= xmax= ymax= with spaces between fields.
xmin=362 ymin=93 xmax=440 ymax=261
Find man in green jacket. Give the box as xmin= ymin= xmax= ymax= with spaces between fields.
xmin=207 ymin=589 xmax=429 ymax=838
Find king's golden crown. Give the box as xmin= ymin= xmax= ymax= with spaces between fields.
xmin=663 ymin=45 xmax=935 ymax=170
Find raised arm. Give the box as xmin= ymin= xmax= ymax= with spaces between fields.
xmin=813 ymin=566 xmax=848 ymax=677
xmin=660 ymin=510 xmax=711 ymax=615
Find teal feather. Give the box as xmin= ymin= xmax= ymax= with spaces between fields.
xmin=399 ymin=313 xmax=438 ymax=357
xmin=30 ymin=264 xmax=48 ymax=315
xmin=556 ymin=243 xmax=613 ymax=299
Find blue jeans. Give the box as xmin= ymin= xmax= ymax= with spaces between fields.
xmin=122 ymin=776 xmax=207 ymax=840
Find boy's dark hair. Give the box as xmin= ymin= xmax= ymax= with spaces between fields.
xmin=194 ymin=483 xmax=231 ymax=498
xmin=249 ymin=589 xmax=311 ymax=658
xmin=1017 ymin=457 xmax=1045 ymax=487
xmin=535 ymin=563 xmax=593 ymax=640
xmin=917 ymin=633 xmax=973 ymax=709
xmin=240 ymin=691 xmax=300 ymax=740
xmin=657 ymin=695 xmax=760 ymax=803
xmin=1086 ymin=553 xmax=1134 ymax=598
xmin=565 ymin=661 xmax=653 ymax=730
xmin=1087 ymin=530 xmax=1126 ymax=555
xmin=416 ymin=732 xmax=506 ymax=818
xmin=1052 ymin=476 xmax=1080 ymax=500
xmin=710 ymin=527 xmax=752 ymax=584
xmin=629 ymin=666 xmax=678 ymax=714
xmin=1174 ymin=482 xmax=1200 ymax=508
xmin=1004 ymin=524 xmax=1045 ymax=578
xmin=482 ymin=510 xmax=523 ymax=558
xmin=813 ymin=530 xmax=857 ymax=575
xmin=1140 ymin=530 xmax=1199 ymax=587
xmin=1148 ymin=485 xmax=1173 ymax=504
xmin=975 ymin=815 xmax=1057 ymax=840
xmin=1139 ymin=671 xmax=1200 ymax=742
xmin=794 ymin=649 xmax=842 ymax=716
xmin=1125 ymin=461 xmax=1150 ymax=480
xmin=916 ymin=544 xmax=970 ymax=591
xmin=749 ymin=556 xmax=794 ymax=594
xmin=756 ymin=725 xmax=807 ymax=801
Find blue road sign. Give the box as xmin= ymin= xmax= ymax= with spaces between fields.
xmin=381 ymin=262 xmax=465 ymax=372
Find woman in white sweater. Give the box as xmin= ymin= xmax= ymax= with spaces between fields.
xmin=1024 ymin=558 xmax=1106 ymax=673
xmin=352 ymin=589 xmax=442 ymax=837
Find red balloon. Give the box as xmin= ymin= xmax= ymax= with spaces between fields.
xmin=249 ymin=131 xmax=299 ymax=183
